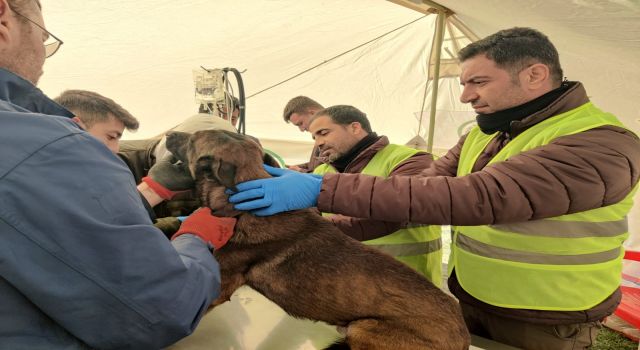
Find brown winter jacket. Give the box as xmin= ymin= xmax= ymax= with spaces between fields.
xmin=322 ymin=136 xmax=433 ymax=241
xmin=317 ymin=82 xmax=640 ymax=323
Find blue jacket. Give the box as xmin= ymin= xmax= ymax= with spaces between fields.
xmin=0 ymin=69 xmax=221 ymax=349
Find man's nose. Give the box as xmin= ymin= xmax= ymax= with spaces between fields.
xmin=460 ymin=86 xmax=478 ymax=104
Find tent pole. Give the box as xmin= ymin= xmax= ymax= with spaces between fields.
xmin=426 ymin=10 xmax=446 ymax=153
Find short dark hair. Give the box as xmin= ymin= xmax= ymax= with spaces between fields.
xmin=54 ymin=90 xmax=139 ymax=131
xmin=313 ymin=105 xmax=372 ymax=133
xmin=458 ymin=27 xmax=563 ymax=86
xmin=282 ymin=96 xmax=324 ymax=123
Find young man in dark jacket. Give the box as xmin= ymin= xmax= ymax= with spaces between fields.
xmin=0 ymin=1 xmax=234 ymax=348
xmin=229 ymin=27 xmax=640 ymax=349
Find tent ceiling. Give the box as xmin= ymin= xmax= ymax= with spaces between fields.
xmin=395 ymin=0 xmax=640 ymax=133
xmin=38 ymin=0 xmax=640 ymax=154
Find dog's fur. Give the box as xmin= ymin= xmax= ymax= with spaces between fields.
xmin=166 ymin=130 xmax=470 ymax=350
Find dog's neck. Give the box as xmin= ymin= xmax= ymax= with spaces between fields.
xmin=195 ymin=181 xmax=241 ymax=218
xmin=213 ymin=168 xmax=270 ymax=218
xmin=232 ymin=209 xmax=319 ymax=245
xmin=211 ymin=206 xmax=243 ymax=218
xmin=196 ymin=166 xmax=273 ymax=219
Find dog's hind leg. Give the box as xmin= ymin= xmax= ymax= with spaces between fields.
xmin=345 ymin=319 xmax=435 ymax=350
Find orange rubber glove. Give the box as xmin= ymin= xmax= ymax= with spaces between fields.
xmin=171 ymin=208 xmax=237 ymax=250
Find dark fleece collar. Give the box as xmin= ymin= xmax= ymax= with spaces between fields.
xmin=476 ymin=83 xmax=572 ymax=135
xmin=330 ymin=133 xmax=379 ymax=173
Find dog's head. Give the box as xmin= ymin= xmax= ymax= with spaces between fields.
xmin=166 ymin=130 xmax=272 ymax=215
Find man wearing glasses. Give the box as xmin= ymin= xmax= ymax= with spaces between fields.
xmin=0 ymin=1 xmax=235 ymax=348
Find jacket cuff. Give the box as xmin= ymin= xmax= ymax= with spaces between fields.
xmin=138 ymin=190 xmax=157 ymax=222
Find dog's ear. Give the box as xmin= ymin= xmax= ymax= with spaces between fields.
xmin=262 ymin=152 xmax=281 ymax=168
xmin=194 ymin=156 xmax=238 ymax=192
xmin=166 ymin=131 xmax=192 ymax=163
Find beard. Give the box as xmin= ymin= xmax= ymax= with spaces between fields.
xmin=9 ymin=56 xmax=43 ymax=86
xmin=325 ymin=153 xmax=339 ymax=163
xmin=316 ymin=148 xmax=343 ymax=164
xmin=4 ymin=23 xmax=45 ymax=85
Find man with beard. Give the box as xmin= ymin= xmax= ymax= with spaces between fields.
xmin=308 ymin=105 xmax=442 ymax=286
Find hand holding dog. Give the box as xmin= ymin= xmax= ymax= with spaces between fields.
xmin=228 ymin=165 xmax=322 ymax=216
xmin=171 ymin=208 xmax=237 ymax=250
xmin=142 ymin=154 xmax=194 ymax=200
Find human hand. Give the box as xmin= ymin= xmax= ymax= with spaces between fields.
xmin=171 ymin=208 xmax=237 ymax=250
xmin=141 ymin=154 xmax=194 ymax=200
xmin=287 ymin=165 xmax=304 ymax=172
xmin=227 ymin=165 xmax=322 ymax=216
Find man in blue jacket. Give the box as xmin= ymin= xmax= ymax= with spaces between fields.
xmin=0 ymin=1 xmax=234 ymax=348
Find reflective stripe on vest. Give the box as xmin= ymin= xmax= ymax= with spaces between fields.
xmin=453 ymin=102 xmax=634 ymax=310
xmin=456 ymin=234 xmax=621 ymax=265
xmin=314 ymin=144 xmax=442 ymax=285
xmin=373 ymin=235 xmax=442 ymax=256
xmin=490 ymin=218 xmax=628 ymax=238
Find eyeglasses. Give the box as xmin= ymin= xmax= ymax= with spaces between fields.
xmin=10 ymin=7 xmax=64 ymax=58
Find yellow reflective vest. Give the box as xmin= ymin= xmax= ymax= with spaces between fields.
xmin=314 ymin=144 xmax=443 ymax=286
xmin=453 ymin=102 xmax=635 ymax=310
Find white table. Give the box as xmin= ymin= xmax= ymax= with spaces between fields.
xmin=167 ymin=286 xmax=518 ymax=350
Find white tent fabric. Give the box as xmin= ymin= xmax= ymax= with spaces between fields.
xmin=39 ymin=0 xmax=640 ymax=156
xmin=40 ymin=0 xmax=476 ymax=165
xmin=39 ymin=0 xmax=640 ymax=153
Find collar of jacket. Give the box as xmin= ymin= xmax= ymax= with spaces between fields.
xmin=0 ymin=68 xmax=73 ymax=117
xmin=330 ymin=132 xmax=381 ymax=173
xmin=475 ymin=81 xmax=588 ymax=137
xmin=510 ymin=81 xmax=589 ymax=136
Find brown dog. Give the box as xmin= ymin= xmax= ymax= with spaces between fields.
xmin=166 ymin=130 xmax=470 ymax=350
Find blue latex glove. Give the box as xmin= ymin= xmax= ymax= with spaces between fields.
xmin=227 ymin=165 xmax=322 ymax=216
xmin=176 ymin=216 xmax=188 ymax=222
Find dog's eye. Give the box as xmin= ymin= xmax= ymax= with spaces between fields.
xmin=194 ymin=157 xmax=215 ymax=180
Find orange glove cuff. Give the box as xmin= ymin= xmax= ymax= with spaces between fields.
xmin=141 ymin=176 xmax=178 ymax=200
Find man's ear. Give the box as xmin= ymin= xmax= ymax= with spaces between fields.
xmin=523 ymin=63 xmax=550 ymax=89
xmin=350 ymin=121 xmax=363 ymax=134
xmin=0 ymin=0 xmax=14 ymax=47
xmin=72 ymin=116 xmax=87 ymax=130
